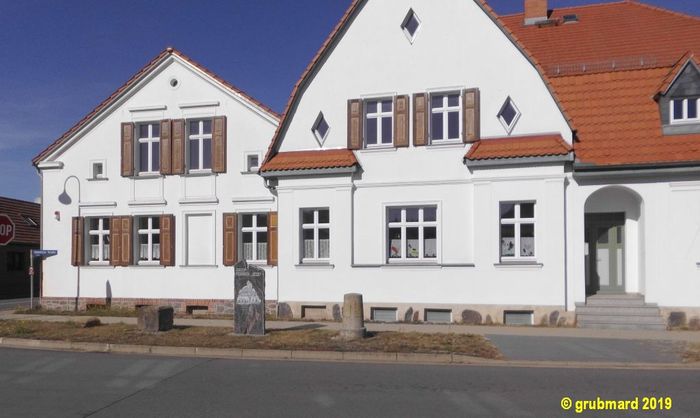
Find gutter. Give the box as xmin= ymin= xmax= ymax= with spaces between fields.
xmin=573 ymin=161 xmax=700 ymax=179
xmin=260 ymin=166 xmax=358 ymax=178
xmin=465 ymin=153 xmax=574 ymax=168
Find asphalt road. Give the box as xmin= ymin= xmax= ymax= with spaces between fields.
xmin=1 ymin=348 xmax=698 ymax=417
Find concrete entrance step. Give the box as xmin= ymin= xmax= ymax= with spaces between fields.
xmin=576 ymin=294 xmax=667 ymax=330
xmin=582 ymin=294 xmax=650 ymax=307
xmin=577 ymin=322 xmax=668 ymax=331
xmin=575 ymin=305 xmax=661 ymax=316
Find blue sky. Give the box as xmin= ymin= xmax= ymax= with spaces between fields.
xmin=1 ymin=0 xmax=698 ymax=203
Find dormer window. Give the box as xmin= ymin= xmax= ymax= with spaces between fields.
xmin=670 ymin=98 xmax=699 ymax=124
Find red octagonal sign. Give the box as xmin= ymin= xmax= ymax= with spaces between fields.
xmin=0 ymin=214 xmax=15 ymax=246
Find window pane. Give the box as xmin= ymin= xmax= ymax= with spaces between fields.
xmin=447 ymin=94 xmax=459 ymax=107
xmin=242 ymin=231 xmax=253 ymax=244
xmin=189 ymin=121 xmax=199 ymax=136
xmin=257 ymin=214 xmax=268 ymax=227
xmin=423 ymin=207 xmax=436 ymax=222
xmin=202 ymin=138 xmax=212 ymax=169
xmin=189 ymin=139 xmax=199 ymax=169
xmin=406 ymin=227 xmax=419 ymax=258
xmin=366 ymin=101 xmax=377 ymax=114
xmin=381 ymin=100 xmax=393 ymax=112
xmin=406 ymin=208 xmax=419 ymax=222
xmin=431 ymin=113 xmax=443 ymax=140
xmin=151 ymin=217 xmax=160 ymax=229
xmin=103 ymin=219 xmax=110 ymax=230
xmin=139 ymin=142 xmax=149 ymax=171
xmin=302 ymin=210 xmax=314 ymax=225
xmin=500 ymin=101 xmax=517 ymax=125
xmin=520 ymin=203 xmax=535 ymax=218
xmin=202 ymin=120 xmax=212 ymax=135
xmin=242 ymin=214 xmax=253 ymax=228
xmin=500 ymin=203 xmax=515 ymax=219
xmin=258 ymin=241 xmax=268 ymax=260
xmin=673 ymin=100 xmax=684 ymax=120
xmin=501 ymin=224 xmax=515 ymax=257
xmin=316 ymin=117 xmax=329 ymax=138
xmin=152 ymin=142 xmax=160 ymax=172
xmin=388 ymin=228 xmax=402 ymax=258
xmin=424 ymin=227 xmax=437 ymax=258
xmin=318 ymin=209 xmax=329 ymax=224
xmin=319 ymin=228 xmax=330 ymax=258
xmin=447 ymin=111 xmax=459 ymax=139
xmin=302 ymin=229 xmax=315 ymax=258
xmin=520 ymin=224 xmax=535 ymax=257
xmin=90 ymin=234 xmax=99 ymax=245
xmin=431 ymin=95 xmax=443 ymax=109
xmin=381 ymin=117 xmax=392 ymax=143
xmin=90 ymin=218 xmax=99 ymax=230
xmin=247 ymin=155 xmax=259 ymax=170
xmin=139 ymin=217 xmax=148 ymax=229
xmin=139 ymin=124 xmax=149 ymax=138
xmin=257 ymin=231 xmax=268 ymax=244
xmin=388 ymin=208 xmax=402 ymax=223
xmin=405 ymin=14 xmax=419 ymax=36
xmin=151 ymin=123 xmax=160 ymax=138
xmin=366 ymin=118 xmax=377 ymax=145
xmin=689 ymin=99 xmax=698 ymax=119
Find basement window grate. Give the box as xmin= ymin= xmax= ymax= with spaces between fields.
xmin=425 ymin=309 xmax=452 ymax=323
xmin=504 ymin=310 xmax=534 ymax=326
xmin=371 ymin=308 xmax=398 ymax=322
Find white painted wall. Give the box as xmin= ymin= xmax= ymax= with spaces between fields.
xmin=38 ymin=56 xmax=279 ymax=303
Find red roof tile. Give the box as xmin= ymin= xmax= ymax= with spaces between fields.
xmin=465 ymin=134 xmax=571 ymax=161
xmin=0 ymin=196 xmax=40 ymax=245
xmin=260 ymin=149 xmax=358 ymax=172
xmin=33 ymin=47 xmax=279 ymax=166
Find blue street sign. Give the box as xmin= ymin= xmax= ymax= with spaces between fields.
xmin=32 ymin=249 xmax=58 ymax=258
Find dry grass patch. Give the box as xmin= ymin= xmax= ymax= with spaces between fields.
xmin=0 ymin=320 xmax=500 ymax=359
xmin=683 ymin=343 xmax=700 ymax=363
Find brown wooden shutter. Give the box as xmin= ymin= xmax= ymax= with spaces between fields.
xmin=347 ymin=99 xmax=363 ymax=150
xmin=110 ymin=216 xmax=121 ymax=266
xmin=394 ymin=95 xmax=410 ymax=148
xmin=223 ymin=213 xmax=238 ymax=266
xmin=463 ymin=88 xmax=481 ymax=143
xmin=268 ymin=211 xmax=278 ymax=266
xmin=119 ymin=217 xmax=133 ymax=267
xmin=212 ymin=116 xmax=227 ymax=173
xmin=71 ymin=217 xmax=84 ymax=266
xmin=413 ymin=93 xmax=429 ymax=146
xmin=160 ymin=214 xmax=175 ymax=267
xmin=171 ymin=119 xmax=186 ymax=174
xmin=159 ymin=119 xmax=172 ymax=175
xmin=121 ymin=123 xmax=135 ymax=177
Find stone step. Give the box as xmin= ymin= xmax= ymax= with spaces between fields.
xmin=581 ymin=298 xmax=652 ymax=307
xmin=575 ymin=306 xmax=661 ymax=316
xmin=578 ymin=322 xmax=668 ymax=331
xmin=577 ymin=315 xmax=667 ymax=325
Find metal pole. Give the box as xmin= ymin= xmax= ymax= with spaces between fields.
xmin=30 ymin=251 xmax=34 ymax=310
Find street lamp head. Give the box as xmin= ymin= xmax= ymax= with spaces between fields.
xmin=58 ymin=190 xmax=72 ymax=205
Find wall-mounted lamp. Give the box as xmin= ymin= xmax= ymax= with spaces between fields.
xmin=54 ymin=211 xmax=60 ymax=221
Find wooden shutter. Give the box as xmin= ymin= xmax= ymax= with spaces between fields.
xmin=110 ymin=216 xmax=121 ymax=266
xmin=347 ymin=99 xmax=363 ymax=150
xmin=268 ymin=211 xmax=278 ymax=266
xmin=119 ymin=217 xmax=133 ymax=267
xmin=212 ymin=116 xmax=227 ymax=173
xmin=394 ymin=95 xmax=410 ymax=148
xmin=160 ymin=119 xmax=172 ymax=175
xmin=71 ymin=217 xmax=84 ymax=266
xmin=463 ymin=88 xmax=481 ymax=143
xmin=171 ymin=119 xmax=186 ymax=174
xmin=160 ymin=214 xmax=175 ymax=267
xmin=121 ymin=123 xmax=135 ymax=177
xmin=413 ymin=93 xmax=429 ymax=146
xmin=223 ymin=213 xmax=238 ymax=266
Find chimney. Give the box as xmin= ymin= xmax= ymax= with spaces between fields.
xmin=524 ymin=0 xmax=549 ymax=25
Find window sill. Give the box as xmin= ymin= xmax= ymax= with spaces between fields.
xmin=83 ymin=264 xmax=114 ymax=269
xmin=87 ymin=177 xmax=109 ymax=182
xmin=295 ymin=263 xmax=335 ymax=270
xmin=185 ymin=170 xmax=214 ymax=177
xmin=427 ymin=140 xmax=464 ymax=148
xmin=240 ymin=170 xmax=260 ymax=175
xmin=135 ymin=262 xmax=164 ymax=268
xmin=494 ymin=261 xmax=543 ymax=269
xmin=128 ymin=199 xmax=167 ymax=207
xmin=358 ymin=146 xmax=397 ymax=153
xmin=133 ymin=174 xmax=162 ymax=180
xmin=179 ymin=265 xmax=218 ymax=268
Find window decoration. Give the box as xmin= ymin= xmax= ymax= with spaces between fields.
xmin=497 ymin=97 xmax=521 ymax=134
xmin=500 ymin=202 xmax=535 ymax=260
xmin=670 ymin=98 xmax=699 ymax=123
xmin=401 ymin=9 xmax=422 ymax=43
xmin=301 ymin=208 xmax=330 ymax=262
xmin=137 ymin=216 xmax=160 ymax=264
xmin=312 ymin=112 xmax=330 ymax=146
xmin=137 ymin=123 xmax=160 ymax=174
xmin=365 ymin=99 xmax=393 ymax=146
xmin=88 ymin=217 xmax=110 ymax=264
xmin=387 ymin=206 xmax=437 ymax=261
xmin=241 ymin=213 xmax=268 ymax=262
xmin=188 ymin=120 xmax=213 ymax=171
xmin=430 ymin=93 xmax=461 ymax=142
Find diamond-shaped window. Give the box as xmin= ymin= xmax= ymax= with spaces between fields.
xmin=401 ymin=9 xmax=421 ymax=43
xmin=497 ymin=97 xmax=521 ymax=134
xmin=312 ymin=112 xmax=330 ymax=146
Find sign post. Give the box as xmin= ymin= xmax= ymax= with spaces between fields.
xmin=30 ymin=250 xmax=58 ymax=309
xmin=0 ymin=214 xmax=15 ymax=246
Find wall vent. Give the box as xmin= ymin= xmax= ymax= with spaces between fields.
xmin=504 ymin=310 xmax=534 ymax=326
xmin=371 ymin=307 xmax=398 ymax=322
xmin=425 ymin=309 xmax=452 ymax=323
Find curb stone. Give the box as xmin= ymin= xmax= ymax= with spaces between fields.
xmin=1 ymin=337 xmax=699 ymax=369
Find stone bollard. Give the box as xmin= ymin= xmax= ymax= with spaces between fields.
xmin=340 ymin=293 xmax=366 ymax=340
xmin=137 ymin=306 xmax=174 ymax=332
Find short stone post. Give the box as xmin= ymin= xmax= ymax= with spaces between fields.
xmin=137 ymin=306 xmax=174 ymax=332
xmin=340 ymin=293 xmax=366 ymax=340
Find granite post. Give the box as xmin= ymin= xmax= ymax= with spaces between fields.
xmin=234 ymin=260 xmax=265 ymax=335
xmin=340 ymin=293 xmax=366 ymax=340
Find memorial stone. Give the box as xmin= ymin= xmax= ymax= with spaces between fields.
xmin=234 ymin=260 xmax=265 ymax=335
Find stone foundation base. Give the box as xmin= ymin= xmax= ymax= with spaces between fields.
xmin=40 ymin=297 xmax=279 ymax=317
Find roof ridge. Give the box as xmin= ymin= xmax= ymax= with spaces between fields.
xmin=629 ymin=0 xmax=700 ymax=22
xmin=497 ymin=0 xmax=629 ymax=18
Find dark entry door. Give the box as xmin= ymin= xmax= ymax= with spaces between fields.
xmin=585 ymin=213 xmax=625 ymax=295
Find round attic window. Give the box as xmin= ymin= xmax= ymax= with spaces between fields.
xmin=169 ymin=78 xmax=179 ymax=88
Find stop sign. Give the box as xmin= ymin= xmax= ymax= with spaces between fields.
xmin=0 ymin=214 xmax=15 ymax=246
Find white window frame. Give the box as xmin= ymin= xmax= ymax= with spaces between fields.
xmin=240 ymin=213 xmax=268 ymax=263
xmin=312 ymin=112 xmax=330 ymax=146
xmin=401 ymin=9 xmax=422 ymax=44
xmin=244 ymin=152 xmax=261 ymax=173
xmin=499 ymin=202 xmax=536 ymax=261
xmin=386 ymin=206 xmax=439 ymax=262
xmin=188 ymin=119 xmax=213 ymax=173
xmin=497 ymin=97 xmax=522 ymax=134
xmin=670 ymin=98 xmax=700 ymax=124
xmin=137 ymin=123 xmax=160 ymax=175
xmin=364 ymin=98 xmax=394 ymax=147
xmin=87 ymin=217 xmax=110 ymax=265
xmin=300 ymin=208 xmax=330 ymax=263
xmin=136 ymin=216 xmax=160 ymax=265
xmin=429 ymin=92 xmax=462 ymax=143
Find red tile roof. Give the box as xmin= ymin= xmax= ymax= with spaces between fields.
xmin=33 ymin=47 xmax=279 ymax=166
xmin=500 ymin=1 xmax=700 ymax=166
xmin=656 ymin=52 xmax=699 ymax=96
xmin=260 ymin=149 xmax=358 ymax=172
xmin=465 ymin=134 xmax=571 ymax=161
xmin=0 ymin=196 xmax=40 ymax=246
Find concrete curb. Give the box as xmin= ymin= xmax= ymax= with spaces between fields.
xmin=1 ymin=337 xmax=699 ymax=370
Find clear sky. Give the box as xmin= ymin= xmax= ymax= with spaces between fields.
xmin=1 ymin=0 xmax=698 ymax=203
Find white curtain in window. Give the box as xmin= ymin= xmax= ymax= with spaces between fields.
xmin=319 ymin=239 xmax=330 ymax=259
xmin=153 ymin=243 xmax=160 ymax=260
xmin=304 ymin=239 xmax=314 ymax=259
xmin=139 ymin=244 xmax=149 ymax=260
xmin=257 ymin=242 xmax=268 ymax=260
xmin=91 ymin=245 xmax=100 ymax=261
xmin=243 ymin=243 xmax=254 ymax=261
